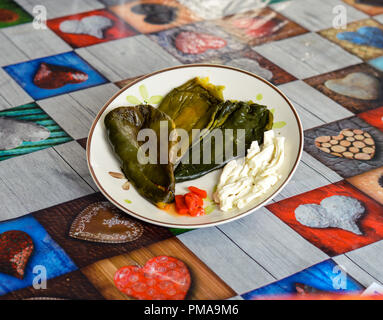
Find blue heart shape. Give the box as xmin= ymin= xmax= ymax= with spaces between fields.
xmin=337 ymin=26 xmax=383 ymax=49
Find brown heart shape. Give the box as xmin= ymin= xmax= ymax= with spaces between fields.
xmin=315 ymin=128 xmax=375 ymax=160
xmin=0 ymin=230 xmax=34 ymax=279
xmin=69 ymin=202 xmax=144 ymax=243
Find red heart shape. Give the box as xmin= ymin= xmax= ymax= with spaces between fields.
xmin=33 ymin=62 xmax=88 ymax=89
xmin=114 ymin=256 xmax=191 ymax=300
xmin=175 ymin=31 xmax=227 ymax=54
xmin=0 ymin=231 xmax=34 ymax=279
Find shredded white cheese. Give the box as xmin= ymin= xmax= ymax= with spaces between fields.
xmin=214 ymin=130 xmax=285 ymax=212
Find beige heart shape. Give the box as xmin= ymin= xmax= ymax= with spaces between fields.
xmin=325 ymin=72 xmax=380 ymax=100
xmin=315 ymin=128 xmax=375 ymax=160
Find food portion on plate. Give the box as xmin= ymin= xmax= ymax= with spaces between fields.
xmin=213 ymin=130 xmax=285 ymax=212
xmin=157 ymin=77 xmax=224 ymax=161
xmin=104 ymin=77 xmax=285 ymax=217
xmin=104 ymin=105 xmax=176 ymax=208
xmin=174 ymin=100 xmax=274 ymax=182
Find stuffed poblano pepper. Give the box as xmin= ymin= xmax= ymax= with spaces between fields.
xmin=104 ymin=105 xmax=176 ymax=207
xmin=174 ymin=101 xmax=274 ymax=182
xmin=158 ymin=77 xmax=225 ymax=160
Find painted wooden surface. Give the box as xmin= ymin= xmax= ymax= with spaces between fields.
xmin=0 ymin=147 xmax=94 ymax=220
xmin=345 ymin=241 xmax=383 ymax=284
xmin=178 ymin=227 xmax=276 ymax=293
xmin=0 ymin=30 xmax=28 ymax=67
xmin=68 ymin=83 xmax=120 ymax=116
xmin=53 ymin=141 xmax=98 ymax=190
xmin=218 ymin=207 xmax=329 ymax=279
xmin=253 ymin=32 xmax=362 ymax=79
xmin=271 ymin=0 xmax=368 ymax=32
xmin=37 ymin=94 xmax=96 ymax=139
xmin=2 ymin=23 xmax=71 ymax=59
xmin=333 ymin=254 xmax=383 ymax=288
xmin=75 ymin=36 xmax=181 ymax=82
xmin=0 ymin=68 xmax=32 ymax=110
xmin=272 ymin=160 xmax=334 ymax=202
xmin=14 ymin=0 xmax=105 ymax=19
xmin=0 ymin=0 xmax=382 ymax=300
xmin=375 ymin=14 xmax=383 ymax=24
xmin=278 ymin=80 xmax=354 ymax=124
xmin=82 ymin=237 xmax=236 ymax=300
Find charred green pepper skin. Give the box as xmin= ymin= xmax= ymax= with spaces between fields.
xmin=174 ymin=102 xmax=274 ymax=182
xmin=104 ymin=105 xmax=175 ymax=207
xmin=158 ymin=77 xmax=224 ymax=156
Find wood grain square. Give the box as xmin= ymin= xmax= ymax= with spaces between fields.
xmin=346 ymin=240 xmax=383 ymax=284
xmin=218 ymin=207 xmax=329 ymax=280
xmin=81 ymin=237 xmax=236 ymax=300
xmin=2 ymin=23 xmax=72 ymax=60
xmin=0 ymin=31 xmax=28 ymax=67
xmin=177 ymin=227 xmax=275 ymax=293
xmin=304 ymin=116 xmax=383 ymax=178
xmin=0 ymin=270 xmax=104 ymax=300
xmin=214 ymin=7 xmax=308 ymax=47
xmin=267 ymin=180 xmax=383 ymax=256
xmin=37 ymin=94 xmax=96 ymax=140
xmin=0 ymin=147 xmax=94 ymax=221
xmin=319 ymin=19 xmax=383 ymax=61
xmin=14 ymin=0 xmax=105 ymax=20
xmin=110 ymin=0 xmax=200 ymax=34
xmin=0 ymin=68 xmax=32 ymax=110
xmin=200 ymin=48 xmax=296 ymax=85
xmin=253 ymin=32 xmax=362 ymax=79
xmin=53 ymin=141 xmax=97 ymax=190
xmin=75 ymin=36 xmax=180 ymax=82
xmin=271 ymin=0 xmax=368 ymax=32
xmin=32 ymin=192 xmax=174 ymax=268
xmin=278 ymin=80 xmax=353 ymax=126
xmin=305 ymin=64 xmax=383 ymax=114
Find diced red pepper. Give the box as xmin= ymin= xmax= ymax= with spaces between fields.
xmin=185 ymin=192 xmax=203 ymax=207
xmin=184 ymin=192 xmax=205 ymax=216
xmin=188 ymin=186 xmax=207 ymax=199
xmin=175 ymin=195 xmax=189 ymax=215
xmin=191 ymin=207 xmax=205 ymax=217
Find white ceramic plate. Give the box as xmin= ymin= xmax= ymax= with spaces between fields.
xmin=87 ymin=64 xmax=303 ymax=228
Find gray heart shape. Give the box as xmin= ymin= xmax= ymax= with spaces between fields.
xmin=295 ymin=195 xmax=365 ymax=235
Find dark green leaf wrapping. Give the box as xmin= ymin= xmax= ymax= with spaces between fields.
xmin=158 ymin=77 xmax=224 ymax=156
xmin=174 ymin=101 xmax=274 ymax=182
xmin=104 ymin=105 xmax=175 ymax=206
